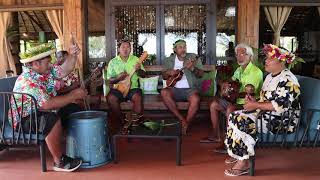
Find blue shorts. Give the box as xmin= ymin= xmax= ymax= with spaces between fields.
xmin=170 ymin=88 xmax=197 ymax=102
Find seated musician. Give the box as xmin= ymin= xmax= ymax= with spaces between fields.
xmin=106 ymin=39 xmax=146 ymax=131
xmin=201 ymin=44 xmax=263 ymax=152
xmin=8 ymin=43 xmax=87 ymax=172
xmin=161 ymin=39 xmax=204 ymax=135
xmin=55 ymin=51 xmax=104 ymax=95
xmin=224 ymin=44 xmax=301 ymax=176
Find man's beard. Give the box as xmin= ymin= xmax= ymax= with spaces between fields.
xmin=178 ymin=53 xmax=186 ymax=58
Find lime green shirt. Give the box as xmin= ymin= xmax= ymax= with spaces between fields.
xmin=106 ymin=55 xmax=145 ymax=89
xmin=232 ymin=61 xmax=263 ymax=105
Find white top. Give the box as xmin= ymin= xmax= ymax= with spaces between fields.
xmin=173 ymin=55 xmax=190 ymax=88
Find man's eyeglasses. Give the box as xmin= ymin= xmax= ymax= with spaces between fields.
xmin=236 ymin=53 xmax=248 ymax=57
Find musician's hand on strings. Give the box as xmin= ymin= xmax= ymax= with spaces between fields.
xmin=117 ymin=72 xmax=128 ymax=81
xmin=245 ymin=94 xmax=256 ymax=102
xmin=185 ymin=59 xmax=195 ymax=71
xmin=135 ymin=63 xmax=141 ymax=70
xmin=243 ymin=99 xmax=258 ymax=111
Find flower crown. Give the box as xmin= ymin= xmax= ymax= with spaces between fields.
xmin=263 ymin=44 xmax=295 ymax=64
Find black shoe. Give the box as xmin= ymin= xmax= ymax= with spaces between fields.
xmin=53 ymin=155 xmax=82 ymax=172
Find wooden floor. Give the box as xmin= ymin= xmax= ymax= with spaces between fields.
xmin=0 ymin=119 xmax=319 ymax=180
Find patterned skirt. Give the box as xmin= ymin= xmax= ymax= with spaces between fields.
xmin=225 ymin=109 xmax=299 ymax=160
xmin=225 ymin=110 xmax=258 ymax=160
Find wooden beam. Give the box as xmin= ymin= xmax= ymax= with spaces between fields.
xmin=63 ymin=0 xmax=86 ymax=75
xmin=24 ymin=12 xmax=38 ymax=32
xmin=261 ymin=0 xmax=320 ymax=6
xmin=24 ymin=12 xmax=45 ymax=31
xmin=237 ymin=0 xmax=260 ymax=48
xmin=111 ymin=0 xmax=210 ymax=6
xmin=19 ymin=12 xmax=28 ymax=34
xmin=0 ymin=4 xmax=63 ymax=12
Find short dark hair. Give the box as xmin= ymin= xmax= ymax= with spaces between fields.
xmin=117 ymin=39 xmax=131 ymax=48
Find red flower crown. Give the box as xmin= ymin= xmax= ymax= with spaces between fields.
xmin=263 ymin=44 xmax=295 ymax=64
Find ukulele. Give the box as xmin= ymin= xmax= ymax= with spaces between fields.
xmin=113 ymin=51 xmax=148 ymax=97
xmin=166 ymin=55 xmax=199 ymax=87
xmin=221 ymin=81 xmax=255 ymax=103
xmin=83 ymin=62 xmax=106 ymax=87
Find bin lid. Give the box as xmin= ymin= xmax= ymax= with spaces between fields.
xmin=68 ymin=111 xmax=107 ymax=120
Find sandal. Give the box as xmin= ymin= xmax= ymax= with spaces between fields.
xmin=181 ymin=121 xmax=188 ymax=135
xmin=224 ymin=168 xmax=249 ymax=176
xmin=224 ymin=157 xmax=238 ymax=164
xmin=131 ymin=114 xmax=144 ymax=127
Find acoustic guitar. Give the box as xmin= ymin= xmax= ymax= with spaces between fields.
xmin=221 ymin=80 xmax=255 ymax=103
xmin=113 ymin=51 xmax=148 ymax=97
xmin=166 ymin=55 xmax=199 ymax=87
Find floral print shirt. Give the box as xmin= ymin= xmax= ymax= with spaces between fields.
xmin=8 ymin=65 xmax=63 ymax=128
xmin=55 ymin=71 xmax=79 ymax=91
xmin=259 ymin=69 xmax=301 ymax=133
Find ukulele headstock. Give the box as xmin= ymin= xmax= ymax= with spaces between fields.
xmin=138 ymin=51 xmax=148 ymax=64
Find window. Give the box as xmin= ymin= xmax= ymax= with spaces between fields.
xmin=216 ymin=0 xmax=236 ymax=58
xmin=89 ymin=36 xmax=106 ymax=58
xmin=280 ymin=36 xmax=298 ymax=52
xmin=164 ymin=5 xmax=207 ymax=59
xmin=216 ymin=33 xmax=235 ymax=57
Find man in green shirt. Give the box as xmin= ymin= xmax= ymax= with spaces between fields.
xmin=106 ymin=40 xmax=146 ymax=128
xmin=161 ymin=39 xmax=204 ymax=135
xmin=201 ymin=43 xmax=263 ymax=150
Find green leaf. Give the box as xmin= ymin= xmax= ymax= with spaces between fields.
xmin=20 ymin=43 xmax=55 ymax=59
xmin=143 ymin=121 xmax=160 ymax=131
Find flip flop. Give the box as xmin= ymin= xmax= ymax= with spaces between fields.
xmin=224 ymin=157 xmax=238 ymax=164
xmin=199 ymin=137 xmax=220 ymax=143
xmin=224 ymin=168 xmax=249 ymax=176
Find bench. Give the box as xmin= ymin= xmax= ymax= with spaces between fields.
xmin=100 ymin=65 xmax=216 ymax=116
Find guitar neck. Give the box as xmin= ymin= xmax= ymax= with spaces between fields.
xmin=83 ymin=66 xmax=104 ymax=86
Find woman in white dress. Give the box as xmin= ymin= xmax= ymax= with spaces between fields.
xmin=224 ymin=44 xmax=301 ymax=176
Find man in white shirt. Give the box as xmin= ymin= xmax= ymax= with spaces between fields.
xmin=161 ymin=39 xmax=204 ymax=135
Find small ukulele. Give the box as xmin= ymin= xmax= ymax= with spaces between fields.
xmin=166 ymin=55 xmax=199 ymax=87
xmin=221 ymin=81 xmax=255 ymax=103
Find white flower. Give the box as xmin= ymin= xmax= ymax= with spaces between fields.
xmin=265 ymin=91 xmax=273 ymax=99
xmin=288 ymin=125 xmax=294 ymax=132
xmin=276 ymin=87 xmax=288 ymax=97
xmin=289 ymin=94 xmax=294 ymax=102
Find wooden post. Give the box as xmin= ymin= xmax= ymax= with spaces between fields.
xmin=237 ymin=0 xmax=260 ymax=48
xmin=63 ymin=0 xmax=86 ymax=75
